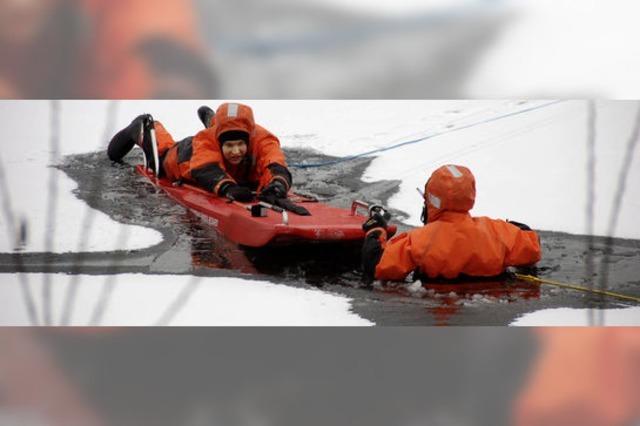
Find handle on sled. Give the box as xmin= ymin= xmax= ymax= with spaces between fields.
xmin=351 ymin=200 xmax=390 ymax=220
xmin=259 ymin=201 xmax=289 ymax=225
xmin=351 ymin=200 xmax=370 ymax=216
xmin=227 ymin=198 xmax=289 ymax=226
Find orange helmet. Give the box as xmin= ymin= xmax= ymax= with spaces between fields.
xmin=422 ymin=164 xmax=476 ymax=224
xmin=214 ymin=103 xmax=256 ymax=145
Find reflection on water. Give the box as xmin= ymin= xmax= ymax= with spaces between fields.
xmin=425 ymin=279 xmax=541 ymax=326
xmin=375 ymin=275 xmax=541 ymax=325
xmin=179 ymin=210 xmax=257 ymax=274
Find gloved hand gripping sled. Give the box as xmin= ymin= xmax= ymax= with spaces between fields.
xmin=258 ymin=180 xmax=311 ymax=216
xmin=361 ymin=204 xmax=392 ymax=285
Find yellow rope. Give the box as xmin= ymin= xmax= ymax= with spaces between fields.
xmin=515 ymin=274 xmax=640 ymax=304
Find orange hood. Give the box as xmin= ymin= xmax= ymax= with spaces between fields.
xmin=424 ymin=164 xmax=476 ymax=222
xmin=214 ymin=102 xmax=256 ymax=142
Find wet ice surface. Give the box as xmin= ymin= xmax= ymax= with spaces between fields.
xmin=2 ymin=149 xmax=639 ymax=326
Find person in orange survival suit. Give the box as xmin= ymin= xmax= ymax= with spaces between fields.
xmin=513 ymin=328 xmax=640 ymax=426
xmin=107 ymin=103 xmax=310 ymax=215
xmin=361 ymin=164 xmax=542 ymax=284
xmin=0 ymin=0 xmax=215 ymax=98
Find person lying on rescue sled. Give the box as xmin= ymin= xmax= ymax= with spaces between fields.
xmin=108 ymin=102 xmax=309 ymax=215
xmin=361 ymin=164 xmax=541 ymax=285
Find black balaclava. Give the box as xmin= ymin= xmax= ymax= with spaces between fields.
xmin=218 ymin=130 xmax=249 ymax=147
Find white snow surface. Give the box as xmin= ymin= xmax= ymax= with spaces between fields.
xmin=511 ymin=307 xmax=640 ymax=326
xmin=0 ymin=101 xmax=163 ymax=253
xmin=0 ymin=273 xmax=372 ymax=326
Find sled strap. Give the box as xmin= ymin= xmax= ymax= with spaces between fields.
xmin=516 ymin=274 xmax=640 ymax=304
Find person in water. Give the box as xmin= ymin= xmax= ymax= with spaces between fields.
xmin=361 ymin=164 xmax=541 ymax=284
xmin=108 ymin=102 xmax=309 ymax=215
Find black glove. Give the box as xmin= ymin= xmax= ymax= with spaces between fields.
xmin=362 ymin=209 xmax=389 ymax=233
xmin=259 ymin=180 xmax=311 ymax=216
xmin=220 ymin=183 xmax=253 ymax=202
xmin=259 ymin=179 xmax=288 ymax=201
xmin=361 ymin=231 xmax=384 ymax=286
xmin=259 ymin=179 xmax=289 ymax=206
xmin=272 ymin=198 xmax=311 ymax=216
xmin=507 ymin=220 xmax=532 ymax=231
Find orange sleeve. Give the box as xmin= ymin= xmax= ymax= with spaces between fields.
xmin=507 ymin=229 xmax=541 ymax=266
xmin=492 ymin=220 xmax=542 ymax=267
xmin=152 ymin=121 xmax=176 ymax=155
xmin=190 ymin=130 xmax=222 ymax=170
xmin=189 ymin=130 xmax=234 ymax=193
xmin=253 ymin=127 xmax=288 ymax=190
xmin=375 ymin=232 xmax=418 ymax=281
xmin=514 ymin=328 xmax=640 ymax=426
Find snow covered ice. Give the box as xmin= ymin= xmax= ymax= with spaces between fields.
xmin=511 ymin=306 xmax=640 ymax=326
xmin=0 ymin=101 xmax=163 ymax=253
xmin=0 ymin=273 xmax=372 ymax=326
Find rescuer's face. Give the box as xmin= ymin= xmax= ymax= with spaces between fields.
xmin=221 ymin=140 xmax=248 ymax=165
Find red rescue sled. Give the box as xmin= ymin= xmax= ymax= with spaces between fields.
xmin=137 ymin=166 xmax=396 ymax=247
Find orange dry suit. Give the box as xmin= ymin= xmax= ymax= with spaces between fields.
xmin=153 ymin=103 xmax=291 ymax=195
xmin=513 ymin=328 xmax=640 ymax=426
xmin=364 ymin=164 xmax=541 ymax=282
